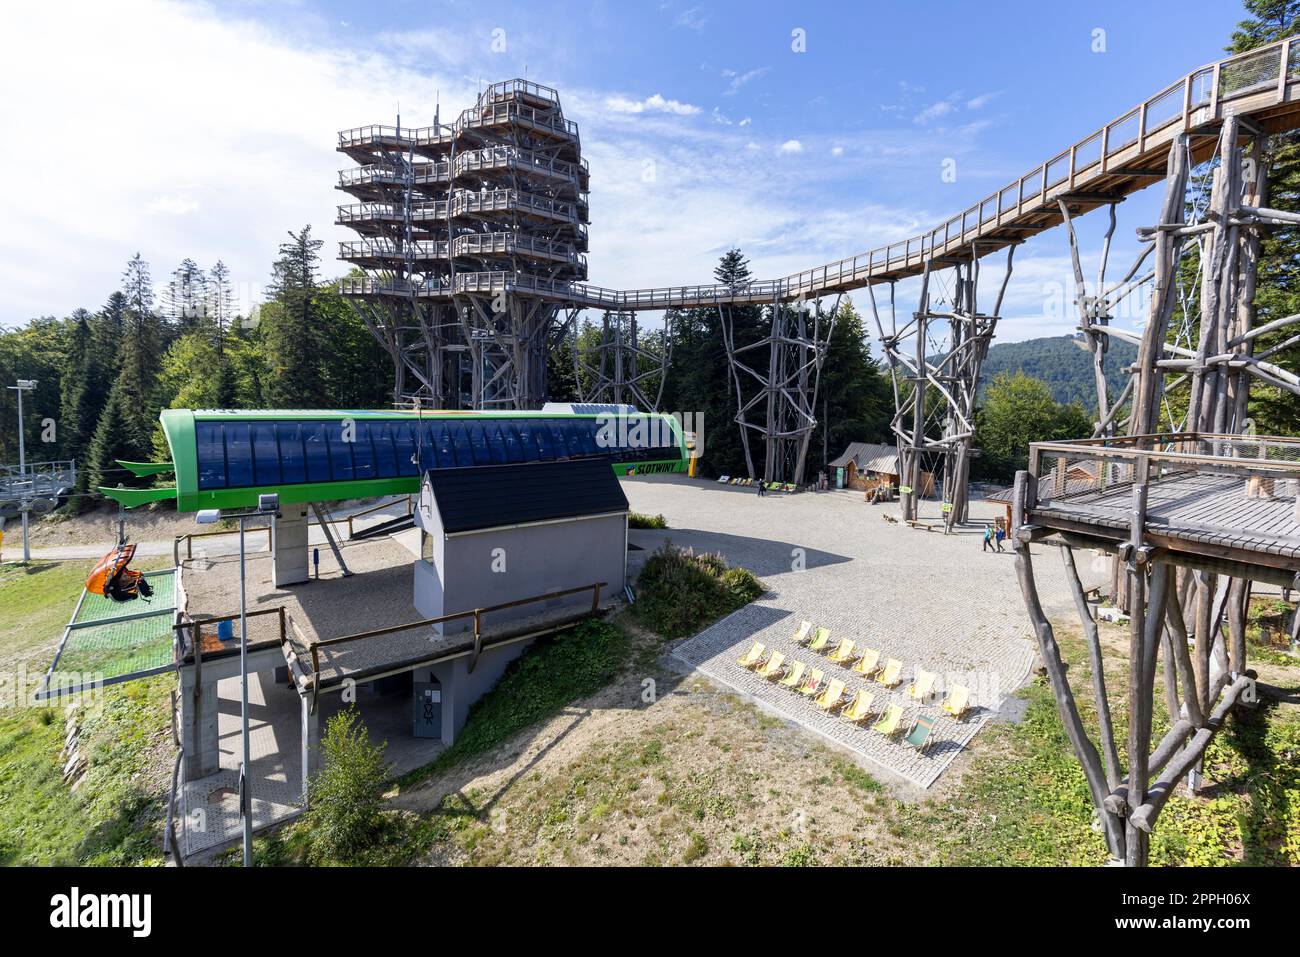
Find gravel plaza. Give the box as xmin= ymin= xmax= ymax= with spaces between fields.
xmin=622 ymin=474 xmax=1094 ymax=789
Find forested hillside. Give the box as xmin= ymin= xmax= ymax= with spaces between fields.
xmin=979 ymin=334 xmax=1136 ymax=412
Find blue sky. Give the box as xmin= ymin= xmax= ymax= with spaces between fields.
xmin=0 ymin=0 xmax=1249 ymax=342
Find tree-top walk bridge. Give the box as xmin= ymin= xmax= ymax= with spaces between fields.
xmin=342 ymin=41 xmax=1300 ymax=311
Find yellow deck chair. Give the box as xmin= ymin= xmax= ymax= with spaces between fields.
xmin=906 ymin=668 xmax=938 ymax=702
xmin=875 ymin=658 xmax=903 ymax=688
xmin=737 ymin=641 xmax=766 ymax=669
xmin=852 ymin=647 xmax=881 ymax=678
xmin=777 ymin=660 xmax=807 ymax=688
xmin=798 ymin=668 xmax=826 ymax=697
xmin=942 ymin=683 xmax=970 ymax=719
xmin=871 ymin=703 xmax=905 ymax=736
xmin=791 ymin=619 xmax=814 ymax=645
xmin=815 ymin=678 xmax=846 ymax=711
xmin=841 ymin=689 xmax=875 ymax=723
xmin=827 ymin=638 xmax=857 ymax=665
xmin=807 ymin=627 xmax=831 ymax=653
xmin=756 ymin=650 xmax=786 ymax=680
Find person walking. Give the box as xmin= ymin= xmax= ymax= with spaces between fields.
xmin=982 ymin=524 xmax=992 ymax=552
xmin=994 ymin=523 xmax=1006 ymax=552
xmin=757 ymin=479 xmax=765 ymax=497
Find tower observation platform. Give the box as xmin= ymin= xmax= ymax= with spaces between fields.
xmin=336 ymin=80 xmax=590 ymax=408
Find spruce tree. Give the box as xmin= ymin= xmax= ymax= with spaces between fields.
xmin=262 ymin=226 xmax=327 ymax=408
xmin=1227 ymin=1 xmax=1300 ymax=432
xmin=87 ymin=254 xmax=164 ymax=487
xmin=165 ymin=258 xmax=210 ymax=338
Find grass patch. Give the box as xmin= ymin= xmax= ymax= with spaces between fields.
xmin=628 ymin=511 xmax=668 ymax=529
xmin=1245 ymin=596 xmax=1297 ymax=666
xmin=630 ymin=542 xmax=764 ymax=639
xmin=908 ymin=626 xmax=1300 ymax=867
xmin=0 ymin=561 xmax=96 ymax=666
xmin=0 ymin=677 xmax=170 ymax=865
xmin=400 ymin=619 xmax=630 ymax=787
xmin=0 ymin=556 xmax=174 ymax=866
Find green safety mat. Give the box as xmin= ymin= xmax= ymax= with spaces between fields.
xmin=43 ymin=569 xmax=177 ymax=696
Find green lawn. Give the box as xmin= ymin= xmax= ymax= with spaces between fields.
xmin=0 ymin=561 xmax=95 ymax=668
xmin=0 ymin=558 xmax=172 ymax=865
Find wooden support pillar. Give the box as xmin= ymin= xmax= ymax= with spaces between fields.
xmin=1013 ymin=472 xmax=1126 ymax=860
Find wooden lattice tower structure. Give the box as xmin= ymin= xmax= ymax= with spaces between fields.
xmin=1012 ymin=101 xmax=1300 ymax=865
xmin=867 ymin=248 xmax=1015 ymax=528
xmin=716 ymin=296 xmax=840 ymax=484
xmin=337 ymin=80 xmax=589 ymax=408
xmin=573 ymin=310 xmax=671 ymax=412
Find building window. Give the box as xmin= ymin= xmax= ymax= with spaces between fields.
xmin=421 ymin=530 xmax=434 ymax=564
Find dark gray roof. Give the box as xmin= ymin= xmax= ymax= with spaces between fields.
xmin=828 ymin=442 xmax=899 ymax=474
xmin=424 ymin=459 xmax=629 ymax=533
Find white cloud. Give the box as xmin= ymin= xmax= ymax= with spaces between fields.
xmin=674 ymin=6 xmax=709 ymax=30
xmin=147 ymin=196 xmax=201 ymax=216
xmin=913 ymin=89 xmax=999 ymax=125
xmin=0 ymin=0 xmax=479 ymax=323
xmin=0 ymin=0 xmax=1070 ymax=349
xmin=722 ymin=67 xmax=768 ymax=95
xmin=738 ymin=117 xmax=752 ymax=127
xmin=831 ymin=146 xmax=844 ymax=157
xmin=605 ymin=93 xmax=701 ymax=116
xmin=914 ymin=98 xmax=957 ymax=124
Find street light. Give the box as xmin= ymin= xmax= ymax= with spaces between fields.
xmin=195 ymin=492 xmax=279 ymax=867
xmin=6 ymin=379 xmax=38 ymax=563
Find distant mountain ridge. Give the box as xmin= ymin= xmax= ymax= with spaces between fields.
xmin=978 ymin=334 xmax=1136 ymax=411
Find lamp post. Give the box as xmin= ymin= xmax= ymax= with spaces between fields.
xmin=195 ymin=492 xmax=279 ymax=867
xmin=7 ymin=379 xmax=37 ymax=563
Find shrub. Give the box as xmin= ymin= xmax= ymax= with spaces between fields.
xmin=628 ymin=511 xmax=668 ymax=529
xmin=631 ymin=542 xmax=765 ymax=639
xmin=309 ymin=707 xmax=390 ymax=863
xmin=720 ymin=566 xmax=763 ymax=605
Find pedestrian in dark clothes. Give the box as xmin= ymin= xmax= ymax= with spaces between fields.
xmin=994 ymin=524 xmax=1006 ymax=552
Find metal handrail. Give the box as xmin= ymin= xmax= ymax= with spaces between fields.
xmin=304 ymin=580 xmax=606 ymax=693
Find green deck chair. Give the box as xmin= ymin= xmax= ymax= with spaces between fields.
xmin=904 ymin=714 xmax=937 ymax=751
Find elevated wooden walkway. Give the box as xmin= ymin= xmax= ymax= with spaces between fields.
xmin=1018 ymin=433 xmax=1300 ymax=581
xmin=340 ymin=39 xmax=1300 ymax=311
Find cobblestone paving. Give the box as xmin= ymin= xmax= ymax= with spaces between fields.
xmin=623 ymin=476 xmax=1092 ymax=788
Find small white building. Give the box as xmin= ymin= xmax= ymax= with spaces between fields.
xmin=413 ymin=457 xmax=630 ymax=632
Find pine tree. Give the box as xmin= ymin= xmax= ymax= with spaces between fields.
xmin=87 ymin=254 xmax=165 ymax=487
xmin=94 ymin=291 xmax=128 ymax=380
xmin=208 ymin=259 xmax=236 ymax=357
xmin=1227 ymin=1 xmax=1300 ymax=432
xmin=262 ymin=226 xmax=327 ymax=408
xmin=57 ymin=309 xmax=97 ymax=467
xmin=164 ymin=258 xmax=210 ymax=337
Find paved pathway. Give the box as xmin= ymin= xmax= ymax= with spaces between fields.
xmin=621 ymin=475 xmax=1092 ymax=788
